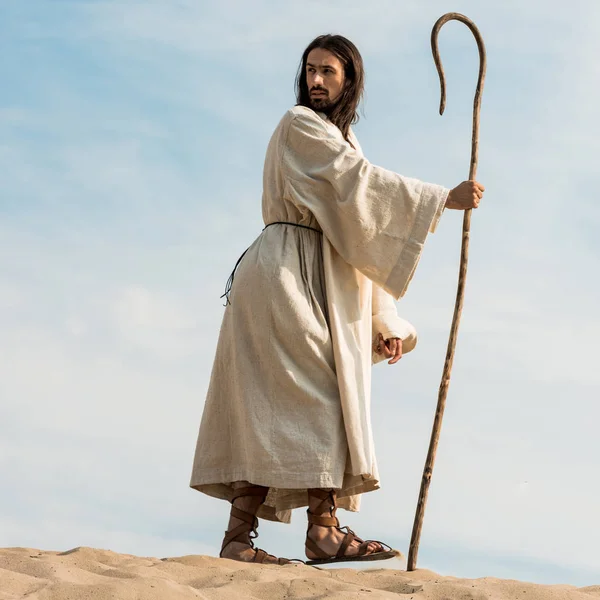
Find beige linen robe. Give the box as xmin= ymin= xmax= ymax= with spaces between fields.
xmin=190 ymin=106 xmax=449 ymax=523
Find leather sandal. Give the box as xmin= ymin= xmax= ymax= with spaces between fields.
xmin=305 ymin=489 xmax=399 ymax=565
xmin=220 ymin=485 xmax=301 ymax=565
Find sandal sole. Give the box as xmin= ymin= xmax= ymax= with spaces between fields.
xmin=305 ymin=548 xmax=400 ymax=566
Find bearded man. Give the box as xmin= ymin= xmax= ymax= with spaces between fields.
xmin=190 ymin=34 xmax=485 ymax=565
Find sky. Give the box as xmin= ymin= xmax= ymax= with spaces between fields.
xmin=1 ymin=0 xmax=599 ymax=588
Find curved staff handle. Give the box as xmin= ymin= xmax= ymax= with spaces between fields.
xmin=407 ymin=13 xmax=487 ymax=572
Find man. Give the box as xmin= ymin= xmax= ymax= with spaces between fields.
xmin=190 ymin=34 xmax=484 ymax=565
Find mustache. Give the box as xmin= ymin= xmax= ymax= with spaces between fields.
xmin=310 ymin=87 xmax=328 ymax=94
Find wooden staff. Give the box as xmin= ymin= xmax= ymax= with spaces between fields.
xmin=407 ymin=12 xmax=487 ymax=572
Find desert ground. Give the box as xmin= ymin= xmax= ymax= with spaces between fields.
xmin=1 ymin=546 xmax=599 ymax=599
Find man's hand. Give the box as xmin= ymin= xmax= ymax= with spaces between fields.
xmin=374 ymin=333 xmax=403 ymax=365
xmin=446 ymin=180 xmax=485 ymax=210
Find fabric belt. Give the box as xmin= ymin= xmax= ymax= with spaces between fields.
xmin=263 ymin=221 xmax=322 ymax=234
xmin=221 ymin=221 xmax=322 ymax=306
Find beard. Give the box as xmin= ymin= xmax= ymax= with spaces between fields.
xmin=309 ymin=92 xmax=338 ymax=114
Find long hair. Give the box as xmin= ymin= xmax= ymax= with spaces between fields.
xmin=295 ymin=34 xmax=364 ymax=145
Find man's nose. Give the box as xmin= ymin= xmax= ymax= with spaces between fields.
xmin=312 ymin=73 xmax=324 ymax=86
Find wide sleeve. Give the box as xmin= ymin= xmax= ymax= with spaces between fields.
xmin=371 ymin=283 xmax=417 ymax=365
xmin=283 ymin=109 xmax=449 ymax=299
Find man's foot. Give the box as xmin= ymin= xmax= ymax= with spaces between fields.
xmin=220 ymin=541 xmax=286 ymax=564
xmin=220 ymin=482 xmax=295 ymax=565
xmin=304 ymin=488 xmax=397 ymax=564
xmin=305 ymin=522 xmax=383 ymax=560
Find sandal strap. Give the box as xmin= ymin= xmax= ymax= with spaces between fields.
xmin=221 ymin=522 xmax=253 ymax=554
xmin=307 ymin=488 xmax=337 ymax=518
xmin=253 ymin=548 xmax=298 ymax=565
xmin=361 ymin=539 xmax=392 ymax=552
xmin=305 ymin=525 xmax=366 ymax=561
xmin=221 ymin=508 xmax=259 ymax=547
xmin=253 ymin=548 xmax=268 ymax=563
xmin=305 ymin=509 xmax=391 ymax=561
xmin=222 ymin=484 xmax=300 ymax=564
xmin=307 ymin=512 xmax=339 ymax=527
xmin=348 ymin=529 xmax=389 ymax=556
xmin=335 ymin=530 xmax=356 ymax=559
xmin=338 ymin=526 xmax=374 ymax=556
xmin=305 ymin=536 xmax=331 ymax=560
xmin=221 ymin=497 xmax=263 ymax=556
xmin=230 ymin=506 xmax=257 ymax=526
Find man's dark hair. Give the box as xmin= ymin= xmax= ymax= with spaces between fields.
xmin=295 ymin=34 xmax=364 ymax=145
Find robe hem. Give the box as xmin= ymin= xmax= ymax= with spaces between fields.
xmin=190 ymin=467 xmax=344 ymax=491
xmin=190 ymin=469 xmax=380 ymax=524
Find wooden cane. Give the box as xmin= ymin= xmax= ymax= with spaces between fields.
xmin=407 ymin=13 xmax=487 ymax=572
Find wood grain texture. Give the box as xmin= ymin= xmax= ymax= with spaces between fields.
xmin=407 ymin=12 xmax=487 ymax=572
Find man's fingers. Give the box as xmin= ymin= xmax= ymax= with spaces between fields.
xmin=382 ymin=338 xmax=394 ymax=358
xmin=388 ymin=338 xmax=403 ymax=365
xmin=386 ymin=338 xmax=396 ymax=359
xmin=376 ymin=335 xmax=407 ymax=362
xmin=375 ymin=333 xmax=391 ymax=355
xmin=470 ymin=182 xmax=483 ymax=208
xmin=396 ymin=339 xmax=403 ymax=359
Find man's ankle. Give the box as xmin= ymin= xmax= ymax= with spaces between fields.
xmin=308 ymin=488 xmax=336 ymax=515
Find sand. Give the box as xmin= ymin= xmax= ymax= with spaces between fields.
xmin=1 ymin=546 xmax=599 ymax=600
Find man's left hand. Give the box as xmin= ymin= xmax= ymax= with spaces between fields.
xmin=374 ymin=333 xmax=403 ymax=365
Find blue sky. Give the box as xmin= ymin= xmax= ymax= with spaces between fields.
xmin=1 ymin=0 xmax=599 ymax=588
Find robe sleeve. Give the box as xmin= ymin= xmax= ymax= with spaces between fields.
xmin=371 ymin=282 xmax=417 ymax=365
xmin=283 ymin=108 xmax=450 ymax=299
xmin=429 ymin=196 xmax=446 ymax=233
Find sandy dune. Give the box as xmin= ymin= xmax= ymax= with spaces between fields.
xmin=1 ymin=546 xmax=599 ymax=599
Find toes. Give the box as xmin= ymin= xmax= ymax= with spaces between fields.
xmin=361 ymin=541 xmax=383 ymax=555
xmin=353 ymin=538 xmax=384 ymax=557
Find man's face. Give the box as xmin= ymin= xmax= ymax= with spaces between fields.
xmin=306 ymin=48 xmax=346 ymax=112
